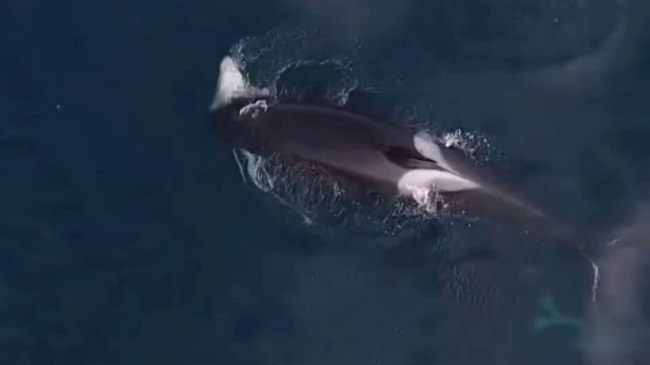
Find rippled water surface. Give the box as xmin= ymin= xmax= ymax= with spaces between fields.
xmin=2 ymin=0 xmax=650 ymax=364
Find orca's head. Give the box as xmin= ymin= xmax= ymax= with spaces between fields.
xmin=208 ymin=55 xmax=271 ymax=146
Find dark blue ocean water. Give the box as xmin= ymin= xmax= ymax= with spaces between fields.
xmin=2 ymin=1 xmax=650 ymax=364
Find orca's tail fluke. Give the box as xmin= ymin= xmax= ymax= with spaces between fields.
xmin=583 ymin=202 xmax=650 ymax=364
xmin=538 ymin=217 xmax=650 ymax=305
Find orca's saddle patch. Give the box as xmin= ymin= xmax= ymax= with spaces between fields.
xmin=383 ymin=146 xmax=441 ymax=170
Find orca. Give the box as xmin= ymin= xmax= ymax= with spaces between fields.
xmin=209 ymin=55 xmax=583 ymax=248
